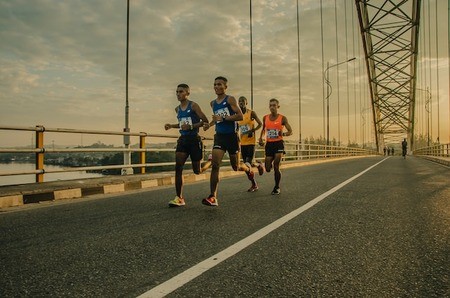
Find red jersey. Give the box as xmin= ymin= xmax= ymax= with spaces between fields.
xmin=264 ymin=114 xmax=283 ymax=142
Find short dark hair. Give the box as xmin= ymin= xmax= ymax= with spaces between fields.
xmin=214 ymin=76 xmax=228 ymax=83
xmin=177 ymin=83 xmax=190 ymax=90
xmin=269 ymin=98 xmax=279 ymax=105
xmin=238 ymin=96 xmax=247 ymax=103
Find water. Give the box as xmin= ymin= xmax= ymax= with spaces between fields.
xmin=0 ymin=163 xmax=104 ymax=186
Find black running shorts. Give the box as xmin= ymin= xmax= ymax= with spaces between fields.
xmin=213 ymin=133 xmax=240 ymax=155
xmin=241 ymin=144 xmax=255 ymax=163
xmin=265 ymin=140 xmax=285 ymax=157
xmin=176 ymin=135 xmax=203 ymax=162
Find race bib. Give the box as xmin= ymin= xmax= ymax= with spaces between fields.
xmin=239 ymin=124 xmax=251 ymax=134
xmin=179 ymin=117 xmax=192 ymax=127
xmin=215 ymin=107 xmax=231 ymax=122
xmin=267 ymin=129 xmax=280 ymax=139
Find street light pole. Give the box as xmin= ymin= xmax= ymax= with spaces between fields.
xmin=324 ymin=57 xmax=355 ymax=146
xmin=123 ymin=0 xmax=132 ymax=175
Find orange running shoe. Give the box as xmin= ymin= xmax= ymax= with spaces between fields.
xmin=202 ymin=195 xmax=218 ymax=206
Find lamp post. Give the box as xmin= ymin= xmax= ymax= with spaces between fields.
xmin=123 ymin=0 xmax=132 ymax=175
xmin=324 ymin=57 xmax=355 ymax=145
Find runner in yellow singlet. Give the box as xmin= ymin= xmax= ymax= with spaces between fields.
xmin=237 ymin=96 xmax=264 ymax=192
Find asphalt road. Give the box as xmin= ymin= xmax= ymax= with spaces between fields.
xmin=1 ymin=156 xmax=449 ymax=297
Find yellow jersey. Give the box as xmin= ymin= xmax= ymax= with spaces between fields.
xmin=238 ymin=109 xmax=256 ymax=145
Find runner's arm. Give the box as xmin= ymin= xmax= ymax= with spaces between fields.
xmin=251 ymin=110 xmax=263 ymax=133
xmin=258 ymin=115 xmax=266 ymax=145
xmin=281 ymin=116 xmax=293 ymax=136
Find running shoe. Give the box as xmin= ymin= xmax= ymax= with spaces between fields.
xmin=207 ymin=153 xmax=213 ymax=161
xmin=271 ymin=187 xmax=281 ymax=195
xmin=257 ymin=162 xmax=264 ymax=176
xmin=248 ymin=184 xmax=259 ymax=192
xmin=202 ymin=195 xmax=218 ymax=206
xmin=169 ymin=196 xmax=185 ymax=207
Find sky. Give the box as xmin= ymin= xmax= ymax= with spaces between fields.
xmin=0 ymin=0 xmax=448 ymax=148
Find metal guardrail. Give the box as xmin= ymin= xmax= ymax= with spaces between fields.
xmin=0 ymin=125 xmax=378 ymax=184
xmin=413 ymin=143 xmax=450 ymax=157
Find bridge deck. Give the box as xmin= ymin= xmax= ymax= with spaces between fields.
xmin=0 ymin=156 xmax=448 ymax=297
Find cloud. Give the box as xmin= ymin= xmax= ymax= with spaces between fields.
xmin=0 ymin=0 xmax=448 ymax=147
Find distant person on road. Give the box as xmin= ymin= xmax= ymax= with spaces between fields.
xmin=164 ymin=83 xmax=211 ymax=207
xmin=201 ymin=76 xmax=256 ymax=207
xmin=238 ymin=96 xmax=264 ymax=192
xmin=258 ymin=98 xmax=293 ymax=195
xmin=401 ymin=138 xmax=407 ymax=159
xmin=383 ymin=146 xmax=387 ymax=156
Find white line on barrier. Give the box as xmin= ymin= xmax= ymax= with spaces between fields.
xmin=138 ymin=158 xmax=388 ymax=298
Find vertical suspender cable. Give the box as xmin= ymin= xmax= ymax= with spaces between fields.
xmin=435 ymin=0 xmax=440 ymax=142
xmin=352 ymin=2 xmax=357 ymax=143
xmin=345 ymin=0 xmax=350 ymax=145
xmin=320 ymin=0 xmax=326 ymax=140
xmin=357 ymin=11 xmax=362 ymax=145
xmin=422 ymin=1 xmax=427 ymax=140
xmin=418 ymin=61 xmax=423 ymax=138
xmin=428 ymin=0 xmax=433 ymax=142
xmin=417 ymin=13 xmax=422 ymax=139
xmin=420 ymin=1 xmax=428 ymax=142
xmin=334 ymin=0 xmax=341 ymax=145
xmin=296 ymin=0 xmax=302 ymax=143
xmin=365 ymin=53 xmax=370 ymax=146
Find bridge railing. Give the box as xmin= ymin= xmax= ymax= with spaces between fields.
xmin=0 ymin=125 xmax=378 ymax=184
xmin=282 ymin=142 xmax=378 ymax=160
xmin=413 ymin=143 xmax=450 ymax=157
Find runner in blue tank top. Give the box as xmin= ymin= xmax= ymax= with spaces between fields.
xmin=212 ymin=95 xmax=237 ymax=134
xmin=200 ymin=76 xmax=257 ymax=207
xmin=164 ymin=83 xmax=211 ymax=207
xmin=178 ymin=100 xmax=200 ymax=136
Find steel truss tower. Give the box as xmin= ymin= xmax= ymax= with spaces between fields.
xmin=355 ymin=0 xmax=421 ymax=152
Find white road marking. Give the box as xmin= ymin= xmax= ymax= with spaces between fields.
xmin=138 ymin=158 xmax=388 ymax=297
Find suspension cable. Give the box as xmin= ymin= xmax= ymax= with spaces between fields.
xmin=435 ymin=0 xmax=440 ymax=142
xmin=320 ymin=0 xmax=325 ymax=140
xmin=428 ymin=0 xmax=433 ymax=142
xmin=334 ymin=0 xmax=341 ymax=145
xmin=296 ymin=0 xmax=302 ymax=143
xmin=345 ymin=0 xmax=350 ymax=145
xmin=352 ymin=2 xmax=357 ymax=143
